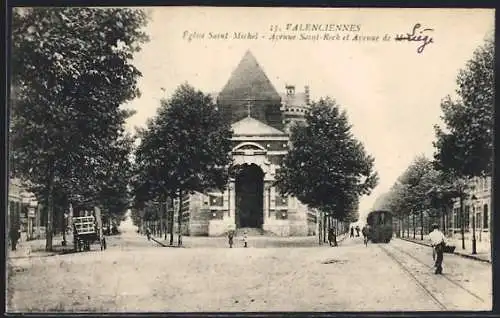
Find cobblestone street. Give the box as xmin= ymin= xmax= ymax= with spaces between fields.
xmin=7 ymin=224 xmax=492 ymax=312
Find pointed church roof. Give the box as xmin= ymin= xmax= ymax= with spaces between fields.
xmin=232 ymin=116 xmax=286 ymax=136
xmin=219 ymin=50 xmax=281 ymax=101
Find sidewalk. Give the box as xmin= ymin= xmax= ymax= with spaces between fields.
xmin=7 ymin=235 xmax=73 ymax=259
xmin=400 ymin=234 xmax=491 ymax=263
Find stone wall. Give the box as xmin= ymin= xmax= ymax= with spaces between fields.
xmin=187 ymin=192 xmax=210 ymax=236
xmin=263 ymin=220 xmax=290 ymax=236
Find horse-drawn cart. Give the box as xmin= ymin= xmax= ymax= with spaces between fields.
xmin=73 ymin=216 xmax=106 ymax=252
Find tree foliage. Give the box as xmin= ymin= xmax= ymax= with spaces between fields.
xmin=433 ymin=35 xmax=494 ymax=178
xmin=10 ymin=8 xmax=149 ymax=250
xmin=133 ymin=83 xmax=233 ymax=245
xmin=275 ymin=97 xmax=378 ymax=220
xmin=383 ymin=155 xmax=468 ymax=235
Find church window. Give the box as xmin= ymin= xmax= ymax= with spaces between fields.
xmin=209 ymin=195 xmax=223 ymax=207
xmin=277 ymin=210 xmax=288 ymax=220
xmin=210 ymin=210 xmax=224 ymax=220
xmin=275 ymin=195 xmax=288 ymax=207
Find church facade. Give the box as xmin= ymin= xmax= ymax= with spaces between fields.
xmin=177 ymin=51 xmax=317 ymax=236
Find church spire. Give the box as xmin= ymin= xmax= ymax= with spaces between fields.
xmin=218 ymin=50 xmax=281 ymax=101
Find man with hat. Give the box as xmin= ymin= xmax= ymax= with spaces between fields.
xmin=429 ymin=223 xmax=446 ymax=274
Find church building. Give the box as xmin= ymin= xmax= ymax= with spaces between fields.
xmin=177 ymin=50 xmax=317 ymax=236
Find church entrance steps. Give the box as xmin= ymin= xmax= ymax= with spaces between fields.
xmin=234 ymin=227 xmax=278 ymax=237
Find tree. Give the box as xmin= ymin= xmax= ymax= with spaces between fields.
xmin=94 ymin=133 xmax=135 ymax=228
xmin=395 ymin=156 xmax=435 ymax=240
xmin=10 ymin=8 xmax=149 ymax=251
xmin=275 ymin=97 xmax=378 ymax=223
xmin=434 ymin=35 xmax=493 ymax=178
xmin=433 ymin=35 xmax=493 ymax=250
xmin=134 ymin=83 xmax=233 ymax=246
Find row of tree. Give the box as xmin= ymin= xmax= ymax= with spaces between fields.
xmin=10 ymin=8 xmax=149 ymax=250
xmin=376 ymin=34 xmax=493 ymax=251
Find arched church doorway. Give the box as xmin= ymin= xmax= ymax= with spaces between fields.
xmin=234 ymin=163 xmax=264 ymax=228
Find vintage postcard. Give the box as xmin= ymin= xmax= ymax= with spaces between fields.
xmin=7 ymin=7 xmax=494 ymax=312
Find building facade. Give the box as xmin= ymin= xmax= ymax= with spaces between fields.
xmin=448 ymin=176 xmax=492 ymax=240
xmin=8 ymin=178 xmax=39 ymax=241
xmin=176 ymin=50 xmax=316 ymax=236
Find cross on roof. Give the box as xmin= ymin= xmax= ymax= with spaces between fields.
xmin=246 ymin=101 xmax=253 ymax=118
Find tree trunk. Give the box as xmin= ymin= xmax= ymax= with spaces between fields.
xmin=460 ymin=195 xmax=465 ymax=249
xmin=163 ymin=201 xmax=167 ymax=241
xmin=45 ymin=166 xmax=55 ymax=252
xmin=62 ymin=201 xmax=67 ymax=245
xmin=177 ymin=189 xmax=183 ymax=246
xmin=412 ymin=213 xmax=416 ymax=239
xmin=323 ymin=214 xmax=327 ymax=243
xmin=407 ymin=214 xmax=410 ymax=237
xmin=169 ymin=197 xmax=174 ymax=245
xmin=420 ymin=210 xmax=424 ymax=240
xmin=442 ymin=206 xmax=446 ymax=234
xmin=159 ymin=204 xmax=163 ymax=238
xmin=318 ymin=211 xmax=322 ymax=245
xmin=400 ymin=217 xmax=403 ymax=238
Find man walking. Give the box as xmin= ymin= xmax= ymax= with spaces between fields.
xmin=10 ymin=227 xmax=20 ymax=251
xmin=429 ymin=223 xmax=446 ymax=274
xmin=350 ymin=226 xmax=355 ymax=238
xmin=362 ymin=225 xmax=369 ymax=246
xmin=328 ymin=228 xmax=337 ymax=247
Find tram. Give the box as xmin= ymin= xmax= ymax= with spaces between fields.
xmin=366 ymin=210 xmax=393 ymax=243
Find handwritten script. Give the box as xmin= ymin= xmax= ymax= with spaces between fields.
xmin=395 ymin=23 xmax=434 ymax=54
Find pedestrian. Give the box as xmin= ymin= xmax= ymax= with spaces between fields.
xmin=228 ymin=230 xmax=234 ymax=248
xmin=243 ymin=230 xmax=248 ymax=248
xmin=355 ymin=226 xmax=360 ymax=237
xmin=350 ymin=226 xmax=354 ymax=238
xmin=362 ymin=225 xmax=369 ymax=246
xmin=328 ymin=228 xmax=337 ymax=247
xmin=429 ymin=223 xmax=446 ymax=274
xmin=146 ymin=227 xmax=151 ymax=241
xmin=10 ymin=227 xmax=20 ymax=251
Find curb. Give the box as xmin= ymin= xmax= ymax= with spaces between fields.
xmin=399 ymin=238 xmax=491 ymax=264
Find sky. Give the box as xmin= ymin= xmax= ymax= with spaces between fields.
xmin=123 ymin=7 xmax=494 ymax=221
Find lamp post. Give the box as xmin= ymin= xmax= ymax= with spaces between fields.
xmin=471 ymin=195 xmax=477 ymax=255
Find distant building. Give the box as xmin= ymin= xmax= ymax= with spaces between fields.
xmin=173 ymin=50 xmax=316 ymax=236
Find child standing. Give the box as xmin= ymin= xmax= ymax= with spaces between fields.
xmin=227 ymin=230 xmax=234 ymax=248
xmin=243 ymin=231 xmax=248 ymax=248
